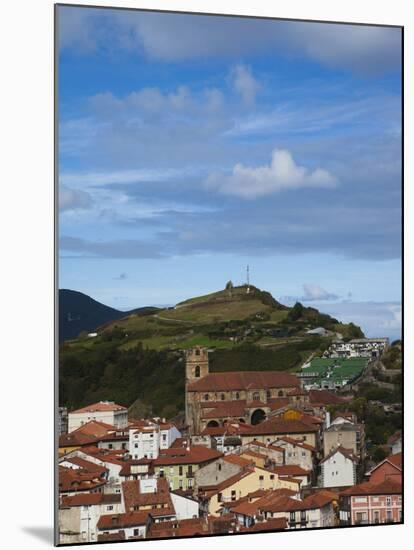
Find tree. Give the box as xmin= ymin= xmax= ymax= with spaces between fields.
xmin=372 ymin=446 xmax=389 ymax=463
xmin=225 ymin=280 xmax=234 ymax=290
xmin=288 ymin=302 xmax=304 ymax=322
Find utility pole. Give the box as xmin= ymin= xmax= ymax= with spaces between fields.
xmin=246 ymin=264 xmax=250 ymax=294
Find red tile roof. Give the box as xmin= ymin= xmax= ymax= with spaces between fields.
xmin=309 ymin=390 xmax=348 ymax=405
xmin=243 ymin=418 xmax=319 ymax=436
xmin=58 ymin=466 xmax=106 ymax=493
xmin=187 ymin=372 xmax=299 ymax=392
xmin=122 ymin=478 xmax=172 ymax=511
xmin=271 ymin=465 xmax=311 ymax=477
xmin=223 ymin=454 xmax=254 ymax=468
xmin=97 ymin=511 xmax=149 ymax=530
xmin=61 ymin=457 xmax=108 ymax=475
xmin=340 ymin=478 xmax=402 ymax=497
xmin=241 ymin=517 xmax=287 ymax=532
xmin=153 ymin=445 xmax=222 ymax=466
xmin=274 ymin=436 xmax=315 ymax=452
xmin=201 ymin=422 xmax=252 ymax=437
xmin=61 ymin=493 xmax=121 ymax=508
xmin=70 ymin=401 xmax=127 ymax=414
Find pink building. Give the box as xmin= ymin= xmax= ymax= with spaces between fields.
xmin=339 ymin=479 xmax=402 ymax=525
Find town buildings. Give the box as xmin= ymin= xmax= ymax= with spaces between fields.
xmin=58 ymin=344 xmax=402 ymax=543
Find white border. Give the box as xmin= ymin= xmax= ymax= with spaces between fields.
xmin=1 ymin=1 xmax=412 ymax=549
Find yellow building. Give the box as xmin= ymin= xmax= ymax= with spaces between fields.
xmin=198 ymin=462 xmax=300 ymax=516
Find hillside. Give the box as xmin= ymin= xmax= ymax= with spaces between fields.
xmin=59 ymin=284 xmax=364 ymax=416
xmin=59 ymin=289 xmax=159 ymax=342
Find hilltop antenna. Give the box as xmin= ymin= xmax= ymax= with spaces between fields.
xmin=246 ymin=265 xmax=250 ymax=294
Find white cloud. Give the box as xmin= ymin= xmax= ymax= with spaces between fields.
xmin=60 ymin=167 xmax=193 ymax=188
xmin=302 ymin=283 xmax=339 ymax=301
xmin=58 ymin=8 xmax=401 ymax=75
xmin=59 ymin=185 xmax=93 ymax=211
xmin=205 ymin=148 xmax=338 ymax=199
xmin=231 ymin=65 xmax=260 ymax=105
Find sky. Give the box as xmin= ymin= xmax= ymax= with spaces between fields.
xmin=58 ymin=6 xmax=402 ymax=341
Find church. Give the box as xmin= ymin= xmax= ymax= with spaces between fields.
xmin=185 ymin=346 xmax=302 ymax=434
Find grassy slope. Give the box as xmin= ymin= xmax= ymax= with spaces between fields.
xmin=60 ymin=285 xmax=364 ymax=417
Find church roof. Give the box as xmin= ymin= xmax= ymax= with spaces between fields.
xmin=187 ymin=371 xmax=300 ymax=392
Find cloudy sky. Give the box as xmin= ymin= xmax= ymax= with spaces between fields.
xmin=58 ymin=6 xmax=402 ymax=340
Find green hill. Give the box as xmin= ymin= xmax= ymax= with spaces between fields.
xmin=59 ymin=284 xmax=364 ymax=417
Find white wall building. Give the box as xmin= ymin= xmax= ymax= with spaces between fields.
xmin=170 ymin=491 xmax=199 ymax=520
xmin=320 ymin=447 xmax=357 ymax=488
xmin=68 ymin=401 xmax=128 ymax=432
xmin=129 ymin=419 xmax=181 ymax=460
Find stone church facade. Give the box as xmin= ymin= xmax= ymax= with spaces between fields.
xmin=185 ymin=346 xmax=301 ymax=434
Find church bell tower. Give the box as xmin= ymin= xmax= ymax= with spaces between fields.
xmin=185 ymin=346 xmax=209 ymax=383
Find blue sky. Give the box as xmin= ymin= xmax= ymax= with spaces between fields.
xmin=58 ymin=6 xmax=402 ymax=340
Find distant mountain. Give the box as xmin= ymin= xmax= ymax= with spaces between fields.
xmin=59 ymin=289 xmax=159 ymax=342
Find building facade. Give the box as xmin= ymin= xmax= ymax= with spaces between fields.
xmin=185 ymin=347 xmax=301 ymax=433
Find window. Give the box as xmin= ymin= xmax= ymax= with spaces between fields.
xmin=290 ymin=512 xmax=295 ymax=522
xmin=195 ymin=349 xmax=200 ymax=356
xmin=266 ymin=390 xmax=271 ymax=398
xmin=374 ymin=511 xmax=380 ymax=524
xmin=218 ymin=493 xmax=223 ymax=502
xmin=108 ymin=444 xmax=113 ymax=449
xmin=162 ymin=434 xmax=167 ymax=441
xmin=133 ymin=529 xmax=140 ymax=536
xmin=179 ymin=479 xmax=183 ymax=489
xmin=235 ymin=392 xmax=240 ymax=400
xmin=107 ymin=505 xmax=113 ymax=511
xmin=278 ymin=390 xmax=284 ymax=397
xmin=270 ymin=475 xmax=274 ymax=480
xmin=134 ymin=443 xmax=138 ymax=448
xmin=386 ymin=510 xmax=393 ymax=523
xmin=188 ymin=478 xmax=193 ymax=488
xmin=300 ymin=511 xmax=306 ymax=521
xmin=253 ymin=392 xmax=260 ymax=401
xmin=221 ymin=394 xmax=225 ymax=401
xmin=204 ymin=394 xmax=209 ymax=401
xmin=179 ymin=466 xmax=183 ymax=476
xmin=195 ymin=365 xmax=200 ymax=378
xmin=386 ymin=497 xmax=391 ymax=506
xmin=217 ymin=463 xmax=222 ymax=471
xmin=231 ymin=490 xmax=236 ymax=501
xmin=188 ymin=465 xmax=193 ymax=476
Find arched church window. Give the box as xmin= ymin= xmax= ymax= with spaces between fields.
xmin=253 ymin=392 xmax=260 ymax=401
xmin=195 ymin=365 xmax=200 ymax=378
xmin=278 ymin=390 xmax=284 ymax=397
xmin=204 ymin=394 xmax=209 ymax=401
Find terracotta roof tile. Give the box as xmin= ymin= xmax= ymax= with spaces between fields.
xmin=340 ymin=478 xmax=402 ymax=497
xmin=187 ymin=372 xmax=299 ymax=392
xmin=70 ymin=401 xmax=127 ymax=414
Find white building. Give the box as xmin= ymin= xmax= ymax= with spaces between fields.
xmin=320 ymin=446 xmax=358 ymax=488
xmin=68 ymin=401 xmax=128 ymax=432
xmin=59 ymin=493 xmax=124 ymax=544
xmin=129 ymin=419 xmax=181 ymax=460
xmin=170 ymin=490 xmax=199 ymax=520
xmin=274 ymin=436 xmax=315 ymax=471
